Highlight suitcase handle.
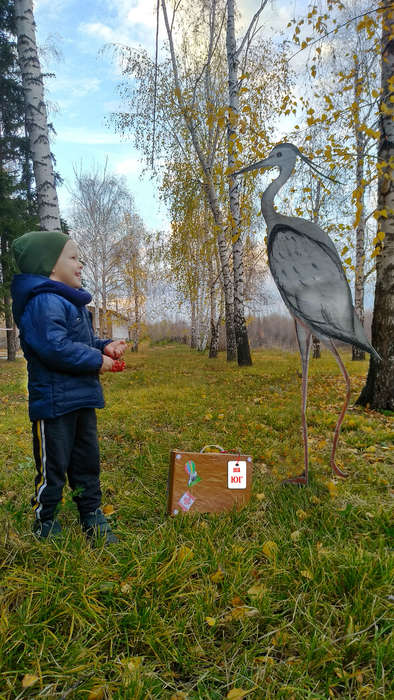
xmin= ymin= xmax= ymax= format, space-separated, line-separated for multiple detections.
xmin=200 ymin=444 xmax=225 ymax=453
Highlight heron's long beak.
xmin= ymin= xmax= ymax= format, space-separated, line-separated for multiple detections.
xmin=232 ymin=157 xmax=276 ymax=177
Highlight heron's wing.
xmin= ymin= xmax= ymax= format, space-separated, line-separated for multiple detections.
xmin=268 ymin=224 xmax=359 ymax=344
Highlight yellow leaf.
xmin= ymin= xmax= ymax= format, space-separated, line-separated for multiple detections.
xmin=254 ymin=655 xmax=275 ymax=664
xmin=290 ymin=530 xmax=301 ymax=541
xmin=22 ymin=674 xmax=39 ymax=689
xmin=218 ymin=413 xmax=225 ymax=419
xmin=326 ymin=480 xmax=337 ymax=498
xmin=205 ymin=616 xmax=216 ymax=626
xmin=301 ymin=569 xmax=313 ymax=580
xmin=127 ymin=656 xmax=144 ymax=672
xmin=247 ymin=583 xmax=266 ymax=597
xmin=210 ymin=569 xmax=225 ymax=583
xmin=102 ymin=504 xmax=114 ymax=515
xmin=178 ymin=545 xmax=194 ymax=562
xmin=170 ymin=693 xmax=188 ymax=700
xmin=88 ymin=687 xmax=106 ymax=700
xmin=204 ymin=413 xmax=213 ymax=420
xmin=296 ymin=509 xmax=308 ymax=520
xmin=262 ymin=540 xmax=278 ymax=559
xmin=255 ymin=493 xmax=265 ymax=501
xmin=227 ymin=687 xmax=257 ymax=699
xmin=120 ymin=582 xmax=132 ymax=594
xmin=224 ymin=606 xmax=259 ymax=621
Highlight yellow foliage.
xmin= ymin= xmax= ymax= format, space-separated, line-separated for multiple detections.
xmin=22 ymin=674 xmax=39 ymax=689
xmin=88 ymin=687 xmax=106 ymax=700
xmin=262 ymin=540 xmax=278 ymax=559
xmin=205 ymin=616 xmax=216 ymax=626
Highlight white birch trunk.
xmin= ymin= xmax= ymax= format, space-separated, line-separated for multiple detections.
xmin=15 ymin=0 xmax=61 ymax=231
xmin=226 ymin=0 xmax=252 ymax=366
xmin=357 ymin=1 xmax=394 ymax=409
xmin=353 ymin=58 xmax=366 ymax=361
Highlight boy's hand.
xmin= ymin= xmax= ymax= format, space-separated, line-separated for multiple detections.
xmin=100 ymin=355 xmax=115 ymax=373
xmin=104 ymin=340 xmax=127 ymax=359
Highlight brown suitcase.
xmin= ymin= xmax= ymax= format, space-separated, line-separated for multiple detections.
xmin=167 ymin=446 xmax=253 ymax=515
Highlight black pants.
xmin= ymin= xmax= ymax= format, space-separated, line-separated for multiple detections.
xmin=31 ymin=408 xmax=102 ymax=522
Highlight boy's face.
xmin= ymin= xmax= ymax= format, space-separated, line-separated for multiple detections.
xmin=50 ymin=240 xmax=83 ymax=288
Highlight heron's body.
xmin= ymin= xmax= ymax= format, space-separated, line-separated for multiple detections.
xmin=236 ymin=143 xmax=381 ymax=485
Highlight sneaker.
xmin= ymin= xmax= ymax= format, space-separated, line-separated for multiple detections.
xmin=80 ymin=508 xmax=118 ymax=545
xmin=33 ymin=519 xmax=62 ymax=540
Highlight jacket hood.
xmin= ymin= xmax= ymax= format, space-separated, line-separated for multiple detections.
xmin=11 ymin=274 xmax=92 ymax=327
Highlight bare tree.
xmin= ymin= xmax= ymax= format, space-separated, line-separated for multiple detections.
xmin=70 ymin=162 xmax=131 ymax=334
xmin=14 ymin=0 xmax=61 ymax=230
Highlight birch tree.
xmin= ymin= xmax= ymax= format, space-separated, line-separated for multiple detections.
xmin=225 ymin=0 xmax=269 ymax=365
xmin=117 ymin=212 xmax=147 ymax=353
xmin=14 ymin=0 xmax=61 ymax=230
xmin=357 ymin=1 xmax=394 ymax=410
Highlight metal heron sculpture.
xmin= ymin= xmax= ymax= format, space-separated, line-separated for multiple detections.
xmin=235 ymin=143 xmax=381 ymax=486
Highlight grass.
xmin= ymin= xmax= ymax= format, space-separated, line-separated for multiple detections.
xmin=0 ymin=344 xmax=392 ymax=699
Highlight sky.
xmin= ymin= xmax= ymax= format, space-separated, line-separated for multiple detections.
xmin=33 ymin=0 xmax=306 ymax=234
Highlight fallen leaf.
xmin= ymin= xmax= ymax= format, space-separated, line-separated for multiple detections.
xmin=170 ymin=693 xmax=188 ymax=700
xmin=247 ymin=583 xmax=266 ymax=597
xmin=178 ymin=545 xmax=194 ymax=562
xmin=218 ymin=413 xmax=225 ymax=419
xmin=210 ymin=569 xmax=225 ymax=583
xmin=290 ymin=530 xmax=301 ymax=541
xmin=255 ymin=493 xmax=265 ymax=501
xmin=326 ymin=480 xmax=338 ymax=498
xmin=227 ymin=688 xmax=257 ymax=699
xmin=120 ymin=582 xmax=132 ymax=594
xmin=301 ymin=569 xmax=313 ymax=580
xmin=231 ymin=596 xmax=244 ymax=606
xmin=310 ymin=495 xmax=321 ymax=504
xmin=254 ymin=655 xmax=274 ymax=664
xmin=22 ymin=674 xmax=39 ymax=689
xmin=88 ymin=687 xmax=106 ymax=700
xmin=205 ymin=616 xmax=216 ymax=626
xmin=296 ymin=509 xmax=308 ymax=520
xmin=102 ymin=504 xmax=114 ymax=515
xmin=127 ymin=656 xmax=144 ymax=672
xmin=262 ymin=540 xmax=278 ymax=559
xmin=204 ymin=413 xmax=213 ymax=420
xmin=224 ymin=606 xmax=259 ymax=621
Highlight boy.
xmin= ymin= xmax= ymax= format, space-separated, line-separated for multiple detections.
xmin=11 ymin=231 xmax=126 ymax=544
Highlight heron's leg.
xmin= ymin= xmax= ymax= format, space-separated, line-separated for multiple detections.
xmin=325 ymin=339 xmax=350 ymax=479
xmin=283 ymin=320 xmax=312 ymax=486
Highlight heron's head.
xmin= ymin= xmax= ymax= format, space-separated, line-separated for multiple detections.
xmin=233 ymin=142 xmax=340 ymax=184
xmin=232 ymin=143 xmax=298 ymax=177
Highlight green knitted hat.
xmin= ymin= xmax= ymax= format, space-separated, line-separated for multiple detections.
xmin=12 ymin=231 xmax=70 ymax=277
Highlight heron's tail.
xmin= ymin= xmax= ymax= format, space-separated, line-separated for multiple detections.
xmin=353 ymin=314 xmax=382 ymax=362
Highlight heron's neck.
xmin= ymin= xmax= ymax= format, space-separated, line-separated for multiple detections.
xmin=261 ymin=163 xmax=292 ymax=228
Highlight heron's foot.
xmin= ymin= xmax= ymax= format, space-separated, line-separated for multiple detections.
xmin=331 ymin=461 xmax=348 ymax=479
xmin=282 ymin=473 xmax=308 ymax=487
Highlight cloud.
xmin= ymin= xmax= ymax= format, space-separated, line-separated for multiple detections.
xmin=78 ymin=1 xmax=157 ymax=50
xmin=238 ymin=0 xmax=294 ymax=35
xmin=114 ymin=156 xmax=143 ymax=176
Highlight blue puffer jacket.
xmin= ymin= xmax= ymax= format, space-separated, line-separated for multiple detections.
xmin=11 ymin=274 xmax=111 ymax=421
